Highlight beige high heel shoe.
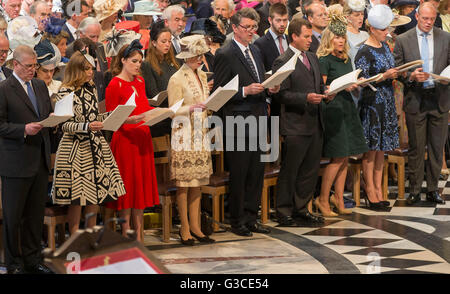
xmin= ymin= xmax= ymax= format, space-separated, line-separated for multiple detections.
xmin=330 ymin=194 xmax=353 ymax=215
xmin=314 ymin=199 xmax=338 ymax=217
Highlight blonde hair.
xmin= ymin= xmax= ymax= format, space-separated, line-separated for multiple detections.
xmin=316 ymin=28 xmax=350 ymax=62
xmin=62 ymin=52 xmax=93 ymax=90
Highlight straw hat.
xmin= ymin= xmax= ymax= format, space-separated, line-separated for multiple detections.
xmin=7 ymin=16 xmax=42 ymax=60
xmin=176 ymin=35 xmax=210 ymax=59
xmin=123 ymin=0 xmax=162 ymax=17
xmin=104 ymin=27 xmax=142 ymax=57
xmin=94 ymin=0 xmax=128 ymax=22
xmin=390 ymin=13 xmax=411 ymax=27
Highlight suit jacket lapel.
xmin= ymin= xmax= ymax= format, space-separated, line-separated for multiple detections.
xmin=408 ymin=29 xmax=422 ymax=62
xmin=306 ymin=51 xmax=320 ymax=91
xmin=11 ymin=76 xmax=39 ymax=118
xmin=432 ymin=29 xmax=442 ymax=74
xmin=231 ymin=40 xmax=260 ymax=82
xmin=265 ymin=32 xmax=280 ymax=57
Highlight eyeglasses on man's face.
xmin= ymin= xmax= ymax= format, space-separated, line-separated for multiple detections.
xmin=239 ymin=24 xmax=258 ymax=32
xmin=0 ymin=48 xmax=12 ymax=56
xmin=16 ymin=60 xmax=39 ymax=69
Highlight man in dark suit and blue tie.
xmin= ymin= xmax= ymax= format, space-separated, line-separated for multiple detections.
xmin=214 ymin=7 xmax=279 ymax=237
xmin=0 ymin=45 xmax=52 ymax=274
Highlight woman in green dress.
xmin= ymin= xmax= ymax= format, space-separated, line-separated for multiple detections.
xmin=314 ymin=14 xmax=368 ymax=216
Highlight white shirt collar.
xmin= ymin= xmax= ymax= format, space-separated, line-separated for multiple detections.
xmin=233 ymin=37 xmax=250 ymax=53
xmin=416 ymin=26 xmax=433 ymax=37
xmin=13 ymin=71 xmax=27 ymax=86
xmin=66 ymin=22 xmax=77 ymax=37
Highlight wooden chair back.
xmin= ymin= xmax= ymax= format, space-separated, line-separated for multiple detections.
xmin=152 ymin=134 xmax=171 ymax=184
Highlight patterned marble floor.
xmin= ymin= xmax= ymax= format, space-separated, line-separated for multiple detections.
xmin=1 ymin=179 xmax=449 ymax=274
xmin=144 ymin=179 xmax=450 ymax=274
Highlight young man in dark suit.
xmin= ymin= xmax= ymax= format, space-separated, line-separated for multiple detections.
xmin=0 ymin=45 xmax=52 ymax=274
xmin=272 ymin=17 xmax=332 ymax=226
xmin=213 ymin=7 xmax=279 ymax=237
xmin=254 ymin=3 xmax=289 ymax=72
xmin=394 ymin=3 xmax=449 ymax=205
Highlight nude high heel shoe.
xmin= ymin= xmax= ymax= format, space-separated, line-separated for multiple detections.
xmin=314 ymin=199 xmax=338 ymax=217
xmin=330 ymin=194 xmax=353 ymax=215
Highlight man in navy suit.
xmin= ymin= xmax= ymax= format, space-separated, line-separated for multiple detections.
xmin=254 ymin=3 xmax=289 ymax=71
xmin=214 ymin=7 xmax=279 ymax=237
xmin=0 ymin=45 xmax=52 ymax=274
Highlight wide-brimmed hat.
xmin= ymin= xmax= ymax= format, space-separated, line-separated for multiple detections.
xmin=94 ymin=0 xmax=128 ymax=22
xmin=390 ymin=13 xmax=411 ymax=27
xmin=176 ymin=34 xmax=210 ymax=59
xmin=7 ymin=16 xmax=42 ymax=60
xmin=105 ymin=27 xmax=142 ymax=57
xmin=347 ymin=0 xmax=366 ymax=12
xmin=35 ymin=39 xmax=62 ymax=70
xmin=367 ymin=4 xmax=394 ymax=29
xmin=123 ymin=0 xmax=162 ymax=17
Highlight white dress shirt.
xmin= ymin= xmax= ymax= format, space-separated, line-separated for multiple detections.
xmin=66 ymin=22 xmax=78 ymax=41
xmin=233 ymin=38 xmax=262 ymax=98
xmin=13 ymin=72 xmax=34 ymax=94
xmin=289 ymin=44 xmax=306 ymax=63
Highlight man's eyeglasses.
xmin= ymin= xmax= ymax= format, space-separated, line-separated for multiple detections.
xmin=16 ymin=60 xmax=39 ymax=69
xmin=239 ymin=24 xmax=258 ymax=32
xmin=0 ymin=48 xmax=12 ymax=56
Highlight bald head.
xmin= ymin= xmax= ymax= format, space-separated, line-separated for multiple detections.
xmin=416 ymin=2 xmax=438 ymax=33
xmin=0 ymin=35 xmax=9 ymax=66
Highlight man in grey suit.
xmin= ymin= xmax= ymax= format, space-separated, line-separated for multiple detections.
xmin=272 ymin=17 xmax=330 ymax=226
xmin=0 ymin=45 xmax=52 ymax=274
xmin=394 ymin=2 xmax=450 ymax=205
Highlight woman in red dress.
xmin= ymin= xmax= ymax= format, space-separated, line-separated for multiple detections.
xmin=105 ymin=40 xmax=159 ymax=242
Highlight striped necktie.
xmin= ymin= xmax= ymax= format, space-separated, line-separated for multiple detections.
xmin=244 ymin=48 xmax=259 ymax=82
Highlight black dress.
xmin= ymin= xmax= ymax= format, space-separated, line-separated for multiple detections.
xmin=141 ymin=60 xmax=178 ymax=137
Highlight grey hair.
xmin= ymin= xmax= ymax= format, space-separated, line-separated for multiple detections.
xmin=162 ymin=4 xmax=185 ymax=20
xmin=78 ymin=16 xmax=101 ymax=33
xmin=13 ymin=45 xmax=37 ymax=62
xmin=29 ymin=1 xmax=48 ymax=16
xmin=211 ymin=0 xmax=235 ymax=12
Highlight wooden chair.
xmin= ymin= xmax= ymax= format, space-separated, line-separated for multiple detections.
xmin=386 ymin=144 xmax=408 ymax=200
xmin=201 ymin=150 xmax=229 ymax=232
xmin=349 ymin=155 xmax=389 ymax=206
xmin=260 ymin=164 xmax=280 ymax=224
xmin=43 ymin=153 xmax=69 ymax=251
xmin=152 ymin=135 xmax=177 ymax=242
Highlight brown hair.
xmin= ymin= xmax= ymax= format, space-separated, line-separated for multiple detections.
xmin=269 ymin=3 xmax=288 ymax=18
xmin=145 ymin=29 xmax=179 ymax=76
xmin=287 ymin=17 xmax=312 ymax=43
xmin=230 ymin=7 xmax=260 ymax=26
xmin=316 ymin=28 xmax=350 ymax=62
xmin=438 ymin=0 xmax=448 ymax=14
xmin=110 ymin=44 xmax=144 ymax=77
xmin=43 ymin=30 xmax=70 ymax=46
xmin=62 ymin=51 xmax=93 ymax=89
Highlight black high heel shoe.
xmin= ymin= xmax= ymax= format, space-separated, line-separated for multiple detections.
xmin=361 ymin=191 xmax=388 ymax=211
xmin=190 ymin=231 xmax=215 ymax=243
xmin=179 ymin=230 xmax=195 ymax=246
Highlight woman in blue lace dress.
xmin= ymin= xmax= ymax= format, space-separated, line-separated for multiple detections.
xmin=354 ymin=5 xmax=400 ymax=210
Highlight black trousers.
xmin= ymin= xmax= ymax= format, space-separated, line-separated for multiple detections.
xmin=226 ymin=145 xmax=265 ymax=228
xmin=276 ymin=132 xmax=323 ymax=218
xmin=1 ymin=155 xmax=48 ymax=269
xmin=406 ymin=109 xmax=449 ymax=194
